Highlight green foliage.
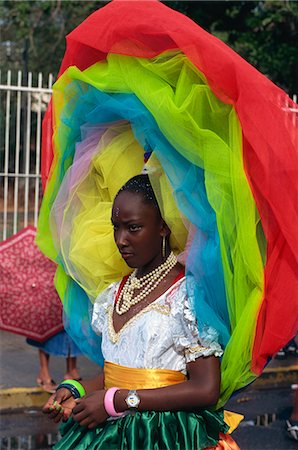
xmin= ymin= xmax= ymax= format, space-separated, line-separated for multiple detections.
xmin=1 ymin=1 xmax=297 ymax=93
xmin=165 ymin=1 xmax=298 ymax=94
xmin=216 ymin=1 xmax=298 ymax=93
xmin=1 ymin=0 xmax=107 ymax=78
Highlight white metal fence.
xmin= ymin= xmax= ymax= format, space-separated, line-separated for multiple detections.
xmin=0 ymin=70 xmax=53 ymax=240
xmin=0 ymin=71 xmax=297 ymax=242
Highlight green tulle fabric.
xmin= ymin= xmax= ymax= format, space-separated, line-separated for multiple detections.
xmin=54 ymin=410 xmax=228 ymax=450
xmin=37 ymin=50 xmax=266 ymax=406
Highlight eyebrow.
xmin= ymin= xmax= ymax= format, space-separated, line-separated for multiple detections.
xmin=111 ymin=218 xmax=142 ymax=224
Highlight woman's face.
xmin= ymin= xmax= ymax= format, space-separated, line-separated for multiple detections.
xmin=111 ymin=190 xmax=166 ymax=271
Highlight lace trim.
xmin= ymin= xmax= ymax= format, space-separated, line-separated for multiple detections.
xmin=185 ymin=341 xmax=223 ymax=362
xmin=185 ymin=345 xmax=211 ymax=354
xmin=107 ymin=303 xmax=170 ymax=344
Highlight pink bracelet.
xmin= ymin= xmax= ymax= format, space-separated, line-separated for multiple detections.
xmin=104 ymin=387 xmax=123 ymax=417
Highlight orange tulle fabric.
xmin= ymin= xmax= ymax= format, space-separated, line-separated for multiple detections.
xmin=205 ymin=432 xmax=240 ymax=450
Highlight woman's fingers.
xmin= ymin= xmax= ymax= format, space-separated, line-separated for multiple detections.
xmin=87 ymin=421 xmax=98 ymax=429
xmin=72 ymin=400 xmax=84 ymax=415
xmin=46 ymin=400 xmax=64 ymax=420
xmin=53 ymin=408 xmax=64 ymax=424
xmin=71 ymin=391 xmax=109 ymax=427
xmin=42 ymin=394 xmax=56 ymax=413
xmin=77 ymin=416 xmax=93 ymax=428
xmin=62 ymin=405 xmax=73 ymax=421
xmin=72 ymin=408 xmax=88 ymax=423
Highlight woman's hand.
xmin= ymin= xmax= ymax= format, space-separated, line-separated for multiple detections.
xmin=72 ymin=390 xmax=110 ymax=429
xmin=42 ymin=388 xmax=77 ymax=423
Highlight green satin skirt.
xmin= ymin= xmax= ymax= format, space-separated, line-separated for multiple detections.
xmin=54 ymin=409 xmax=228 ymax=450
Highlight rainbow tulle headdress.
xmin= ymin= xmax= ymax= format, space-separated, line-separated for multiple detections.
xmin=37 ymin=0 xmax=298 ymax=408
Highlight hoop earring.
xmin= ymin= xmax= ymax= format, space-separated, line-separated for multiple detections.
xmin=162 ymin=236 xmax=166 ymax=260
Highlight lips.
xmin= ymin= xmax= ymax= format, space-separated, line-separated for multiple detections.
xmin=120 ymin=252 xmax=134 ymax=260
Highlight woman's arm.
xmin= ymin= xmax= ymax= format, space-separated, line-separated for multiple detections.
xmin=114 ymin=355 xmax=221 ymax=412
xmin=71 ymin=355 xmax=220 ymax=429
xmin=80 ymin=373 xmax=104 ymax=394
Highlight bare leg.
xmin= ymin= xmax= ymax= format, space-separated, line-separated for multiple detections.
xmin=291 ymin=389 xmax=298 ymax=421
xmin=37 ymin=349 xmax=51 ymax=381
xmin=37 ymin=349 xmax=57 ymax=393
xmin=64 ymin=356 xmax=81 ymax=380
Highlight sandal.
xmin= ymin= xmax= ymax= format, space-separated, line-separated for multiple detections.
xmin=63 ymin=375 xmax=82 ymax=381
xmin=285 ymin=419 xmax=298 ymax=441
xmin=37 ymin=378 xmax=58 ymax=394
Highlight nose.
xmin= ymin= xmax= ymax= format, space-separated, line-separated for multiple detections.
xmin=114 ymin=228 xmax=129 ymax=249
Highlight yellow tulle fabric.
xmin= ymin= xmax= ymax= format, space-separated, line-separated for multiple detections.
xmin=52 ymin=123 xmax=188 ymax=299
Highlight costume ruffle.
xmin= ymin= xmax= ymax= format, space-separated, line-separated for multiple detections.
xmin=54 ymin=410 xmax=229 ymax=450
xmin=37 ymin=0 xmax=298 ymax=408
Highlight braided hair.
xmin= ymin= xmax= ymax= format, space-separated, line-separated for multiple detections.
xmin=116 ymin=174 xmax=161 ymax=216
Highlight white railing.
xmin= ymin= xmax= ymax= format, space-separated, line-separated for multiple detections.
xmin=0 ymin=71 xmax=297 ymax=242
xmin=0 ymin=70 xmax=53 ymax=240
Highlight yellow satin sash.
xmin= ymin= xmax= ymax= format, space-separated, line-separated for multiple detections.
xmin=223 ymin=410 xmax=244 ymax=433
xmin=104 ymin=361 xmax=187 ymax=389
xmin=104 ymin=361 xmax=243 ymax=436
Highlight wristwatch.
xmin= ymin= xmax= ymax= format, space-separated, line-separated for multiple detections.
xmin=125 ymin=390 xmax=140 ymax=410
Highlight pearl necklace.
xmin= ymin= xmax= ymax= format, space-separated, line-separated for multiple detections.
xmin=116 ymin=251 xmax=177 ymax=315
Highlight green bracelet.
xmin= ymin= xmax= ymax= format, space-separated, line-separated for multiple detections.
xmin=58 ymin=379 xmax=86 ymax=398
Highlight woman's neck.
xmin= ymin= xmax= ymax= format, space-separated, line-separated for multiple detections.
xmin=135 ymin=250 xmax=171 ymax=278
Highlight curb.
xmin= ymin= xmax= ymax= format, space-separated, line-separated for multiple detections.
xmin=0 ymin=365 xmax=297 ymax=412
xmin=0 ymin=387 xmax=50 ymax=412
xmin=253 ymin=364 xmax=298 ymax=389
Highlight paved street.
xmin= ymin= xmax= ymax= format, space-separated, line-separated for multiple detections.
xmin=1 ymin=386 xmax=297 ymax=450
xmin=0 ymin=330 xmax=297 ymax=449
xmin=0 ymin=331 xmax=100 ymax=390
xmin=227 ymin=385 xmax=297 ymax=449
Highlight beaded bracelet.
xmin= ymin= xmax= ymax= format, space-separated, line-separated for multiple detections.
xmin=56 ymin=379 xmax=86 ymax=399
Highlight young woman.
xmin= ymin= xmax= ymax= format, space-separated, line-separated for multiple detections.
xmin=38 ymin=4 xmax=297 ymax=446
xmin=43 ymin=174 xmax=239 ymax=450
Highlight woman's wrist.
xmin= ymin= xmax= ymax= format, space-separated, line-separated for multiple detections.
xmin=56 ymin=379 xmax=86 ymax=399
xmin=114 ymin=389 xmax=130 ymax=413
xmin=106 ymin=388 xmax=146 ymax=414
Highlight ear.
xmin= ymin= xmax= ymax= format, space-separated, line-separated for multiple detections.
xmin=160 ymin=219 xmax=171 ymax=237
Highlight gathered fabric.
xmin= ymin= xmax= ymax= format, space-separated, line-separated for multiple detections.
xmin=104 ymin=361 xmax=187 ymax=390
xmin=55 ymin=410 xmax=231 ymax=450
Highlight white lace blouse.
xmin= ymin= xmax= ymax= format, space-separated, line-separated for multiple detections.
xmin=91 ymin=277 xmax=223 ymax=374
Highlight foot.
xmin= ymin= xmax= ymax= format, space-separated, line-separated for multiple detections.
xmin=36 ymin=378 xmax=57 ymax=394
xmin=64 ymin=371 xmax=82 ymax=381
xmin=285 ymin=419 xmax=298 ymax=441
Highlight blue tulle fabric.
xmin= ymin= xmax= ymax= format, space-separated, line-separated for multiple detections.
xmin=55 ymin=81 xmax=230 ymax=365
xmin=63 ymin=278 xmax=104 ymax=366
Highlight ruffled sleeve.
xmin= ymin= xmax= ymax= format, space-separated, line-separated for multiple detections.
xmin=91 ymin=282 xmax=118 ymax=335
xmin=170 ymin=281 xmax=223 ymax=362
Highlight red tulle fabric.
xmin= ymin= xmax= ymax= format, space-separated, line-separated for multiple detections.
xmin=42 ymin=0 xmax=298 ymax=374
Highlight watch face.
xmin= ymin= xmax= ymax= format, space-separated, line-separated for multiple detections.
xmin=126 ymin=392 xmax=140 ymax=408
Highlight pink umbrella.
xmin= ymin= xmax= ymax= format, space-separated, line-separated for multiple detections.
xmin=0 ymin=226 xmax=63 ymax=342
